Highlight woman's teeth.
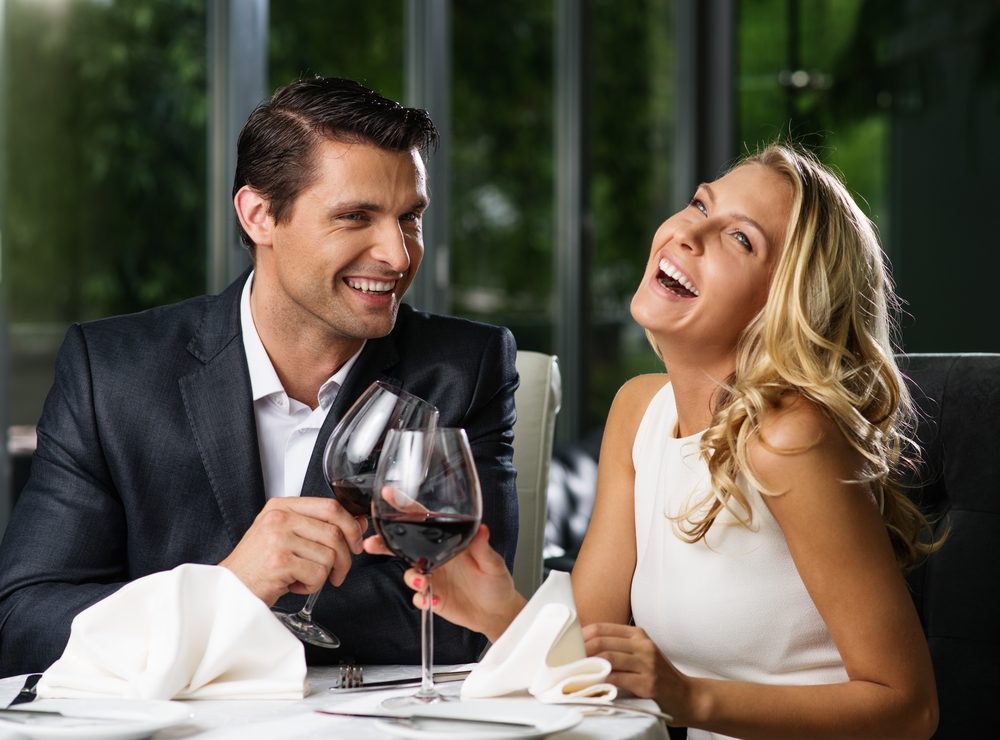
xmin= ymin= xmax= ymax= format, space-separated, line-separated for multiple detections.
xmin=657 ymin=259 xmax=699 ymax=297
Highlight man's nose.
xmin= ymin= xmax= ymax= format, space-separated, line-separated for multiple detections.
xmin=369 ymin=220 xmax=412 ymax=274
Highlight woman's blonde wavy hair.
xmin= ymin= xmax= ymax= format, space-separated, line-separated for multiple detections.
xmin=670 ymin=143 xmax=937 ymax=569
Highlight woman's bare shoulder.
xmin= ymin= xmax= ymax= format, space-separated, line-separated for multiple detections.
xmin=749 ymin=394 xmax=860 ymax=492
xmin=611 ymin=373 xmax=670 ymax=418
xmin=599 ymin=373 xmax=670 ymax=462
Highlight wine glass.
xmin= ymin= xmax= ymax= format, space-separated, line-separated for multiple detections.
xmin=272 ymin=381 xmax=439 ymax=648
xmin=372 ymin=427 xmax=483 ymax=707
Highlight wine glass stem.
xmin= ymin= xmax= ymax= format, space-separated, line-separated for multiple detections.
xmin=419 ymin=574 xmax=435 ymax=697
xmin=299 ymin=590 xmax=320 ymax=621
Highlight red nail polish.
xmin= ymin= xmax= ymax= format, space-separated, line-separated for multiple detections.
xmin=431 ymin=596 xmax=440 ymax=606
xmin=413 ymin=577 xmax=423 ymax=589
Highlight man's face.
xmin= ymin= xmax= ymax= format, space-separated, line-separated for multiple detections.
xmin=253 ymin=139 xmax=428 ymax=346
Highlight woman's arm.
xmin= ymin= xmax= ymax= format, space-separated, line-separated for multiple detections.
xmin=595 ymin=396 xmax=937 ymax=739
xmin=362 ymin=373 xmax=666 ymax=641
xmin=572 ymin=374 xmax=668 ymax=625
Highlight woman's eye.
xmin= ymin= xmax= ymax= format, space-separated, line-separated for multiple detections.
xmin=689 ymin=197 xmax=707 ymax=215
xmin=732 ymin=230 xmax=753 ymax=252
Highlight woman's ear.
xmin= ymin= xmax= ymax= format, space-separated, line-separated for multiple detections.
xmin=233 ymin=186 xmax=273 ymax=249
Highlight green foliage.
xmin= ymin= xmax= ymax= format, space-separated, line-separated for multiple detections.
xmin=3 ymin=0 xmax=207 ymax=322
xmin=268 ymin=0 xmax=404 ymax=98
xmin=449 ymin=0 xmax=555 ymax=331
xmin=737 ymin=0 xmax=889 ymax=226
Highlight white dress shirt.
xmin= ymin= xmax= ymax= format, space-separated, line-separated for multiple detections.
xmin=240 ymin=273 xmax=363 ymax=499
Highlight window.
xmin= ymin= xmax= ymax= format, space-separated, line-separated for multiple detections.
xmin=2 ymin=0 xmax=208 ymax=429
xmin=735 ymin=0 xmax=1000 ymax=352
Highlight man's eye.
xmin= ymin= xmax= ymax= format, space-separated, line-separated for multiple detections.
xmin=733 ymin=230 xmax=753 ymax=252
xmin=689 ymin=198 xmax=707 ymax=215
xmin=400 ymin=212 xmax=420 ymax=222
xmin=341 ymin=212 xmax=368 ymax=222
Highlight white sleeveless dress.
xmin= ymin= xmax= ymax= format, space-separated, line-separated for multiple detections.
xmin=630 ymin=382 xmax=848 ymax=740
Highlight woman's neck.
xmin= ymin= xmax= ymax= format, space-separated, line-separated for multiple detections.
xmin=663 ymin=357 xmax=735 ymax=438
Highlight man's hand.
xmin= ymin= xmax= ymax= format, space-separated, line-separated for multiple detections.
xmin=219 ymin=497 xmax=367 ymax=605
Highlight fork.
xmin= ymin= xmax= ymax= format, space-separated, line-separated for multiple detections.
xmin=336 ymin=665 xmax=364 ymax=689
xmin=331 ymin=668 xmax=472 ymax=692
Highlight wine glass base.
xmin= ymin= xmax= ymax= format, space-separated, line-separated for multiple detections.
xmin=272 ymin=609 xmax=341 ymax=649
xmin=381 ymin=690 xmax=448 ymax=709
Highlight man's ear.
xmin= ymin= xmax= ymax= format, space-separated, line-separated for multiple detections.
xmin=234 ymin=186 xmax=274 ymax=248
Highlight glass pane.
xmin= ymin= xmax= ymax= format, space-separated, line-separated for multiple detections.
xmin=450 ymin=0 xmax=555 ymax=355
xmin=588 ymin=0 xmax=675 ymax=432
xmin=2 ymin=0 xmax=208 ymax=428
xmin=736 ymin=0 xmax=1000 ymax=352
xmin=738 ymin=0 xmax=888 ymax=240
xmin=268 ymin=0 xmax=404 ymax=98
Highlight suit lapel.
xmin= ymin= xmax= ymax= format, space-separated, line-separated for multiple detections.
xmin=179 ymin=274 xmax=265 ymax=546
xmin=299 ymin=330 xmax=402 ymax=498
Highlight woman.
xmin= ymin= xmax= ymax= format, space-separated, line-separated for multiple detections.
xmin=366 ymin=144 xmax=939 ymax=739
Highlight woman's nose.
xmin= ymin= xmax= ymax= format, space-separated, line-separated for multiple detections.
xmin=673 ymin=219 xmax=706 ymax=254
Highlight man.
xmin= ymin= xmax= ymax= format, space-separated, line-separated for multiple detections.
xmin=0 ymin=77 xmax=519 ymax=676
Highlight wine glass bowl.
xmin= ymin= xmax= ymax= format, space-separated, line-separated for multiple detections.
xmin=377 ymin=512 xmax=480 ymax=574
xmin=323 ymin=382 xmax=439 ymax=517
xmin=271 ymin=381 xmax=439 ymax=648
xmin=373 ymin=427 xmax=483 ymax=706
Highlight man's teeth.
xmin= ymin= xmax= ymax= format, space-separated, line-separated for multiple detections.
xmin=658 ymin=259 xmax=699 ymax=296
xmin=347 ymin=278 xmax=396 ymax=293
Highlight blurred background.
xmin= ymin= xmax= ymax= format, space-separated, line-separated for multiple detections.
xmin=1 ymin=0 xmax=998 ymax=535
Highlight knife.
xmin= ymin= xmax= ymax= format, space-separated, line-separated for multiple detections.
xmin=316 ymin=708 xmax=537 ymax=730
xmin=0 ymin=707 xmax=126 ymax=725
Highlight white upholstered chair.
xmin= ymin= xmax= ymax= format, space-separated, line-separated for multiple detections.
xmin=511 ymin=351 xmax=561 ymax=597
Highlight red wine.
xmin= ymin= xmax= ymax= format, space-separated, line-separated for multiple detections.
xmin=330 ymin=474 xmax=376 ymax=517
xmin=375 ymin=513 xmax=479 ymax=572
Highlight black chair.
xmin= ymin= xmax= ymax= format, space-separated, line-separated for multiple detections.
xmin=898 ymin=353 xmax=1000 ymax=739
xmin=544 ymin=353 xmax=999 ymax=737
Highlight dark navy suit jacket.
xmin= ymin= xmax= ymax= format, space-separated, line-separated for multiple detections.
xmin=0 ymin=274 xmax=519 ymax=676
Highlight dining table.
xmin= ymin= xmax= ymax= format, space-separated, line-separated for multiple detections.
xmin=0 ymin=665 xmax=670 ymax=739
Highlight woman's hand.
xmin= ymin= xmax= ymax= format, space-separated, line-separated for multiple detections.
xmin=363 ymin=523 xmax=526 ymax=642
xmin=583 ymin=622 xmax=695 ymax=725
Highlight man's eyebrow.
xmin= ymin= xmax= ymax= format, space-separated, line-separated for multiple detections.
xmin=327 ymin=198 xmax=429 ymax=216
xmin=699 ymin=183 xmax=767 ymax=236
xmin=327 ymin=200 xmax=382 ymax=215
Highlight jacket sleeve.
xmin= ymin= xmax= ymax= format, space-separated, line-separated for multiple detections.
xmin=0 ymin=325 xmax=128 ymax=676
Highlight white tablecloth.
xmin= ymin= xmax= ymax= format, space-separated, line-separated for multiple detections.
xmin=0 ymin=666 xmax=669 ymax=739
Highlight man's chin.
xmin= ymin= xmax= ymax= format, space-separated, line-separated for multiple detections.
xmin=349 ymin=307 xmax=400 ymax=340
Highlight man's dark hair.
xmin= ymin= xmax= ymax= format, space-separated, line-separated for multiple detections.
xmin=233 ymin=76 xmax=438 ymax=251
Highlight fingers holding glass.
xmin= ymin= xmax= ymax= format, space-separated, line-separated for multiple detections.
xmin=271 ymin=381 xmax=438 ymax=649
xmin=373 ymin=427 xmax=483 ymax=706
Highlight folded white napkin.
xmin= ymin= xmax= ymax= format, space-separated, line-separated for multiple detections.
xmin=37 ymin=563 xmax=306 ymax=701
xmin=461 ymin=570 xmax=616 ymax=704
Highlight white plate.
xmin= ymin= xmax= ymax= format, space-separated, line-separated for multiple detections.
xmin=0 ymin=699 xmax=191 ymax=740
xmin=374 ymin=698 xmax=582 ymax=739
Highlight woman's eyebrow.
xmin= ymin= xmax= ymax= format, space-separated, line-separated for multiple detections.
xmin=700 ymin=183 xmax=767 ymax=236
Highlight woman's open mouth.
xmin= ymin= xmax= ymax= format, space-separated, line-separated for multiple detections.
xmin=657 ymin=258 xmax=699 ymax=298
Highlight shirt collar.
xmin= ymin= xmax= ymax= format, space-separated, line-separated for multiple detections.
xmin=240 ymin=272 xmax=364 ymax=407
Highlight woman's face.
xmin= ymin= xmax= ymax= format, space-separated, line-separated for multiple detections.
xmin=630 ymin=162 xmax=793 ymax=369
